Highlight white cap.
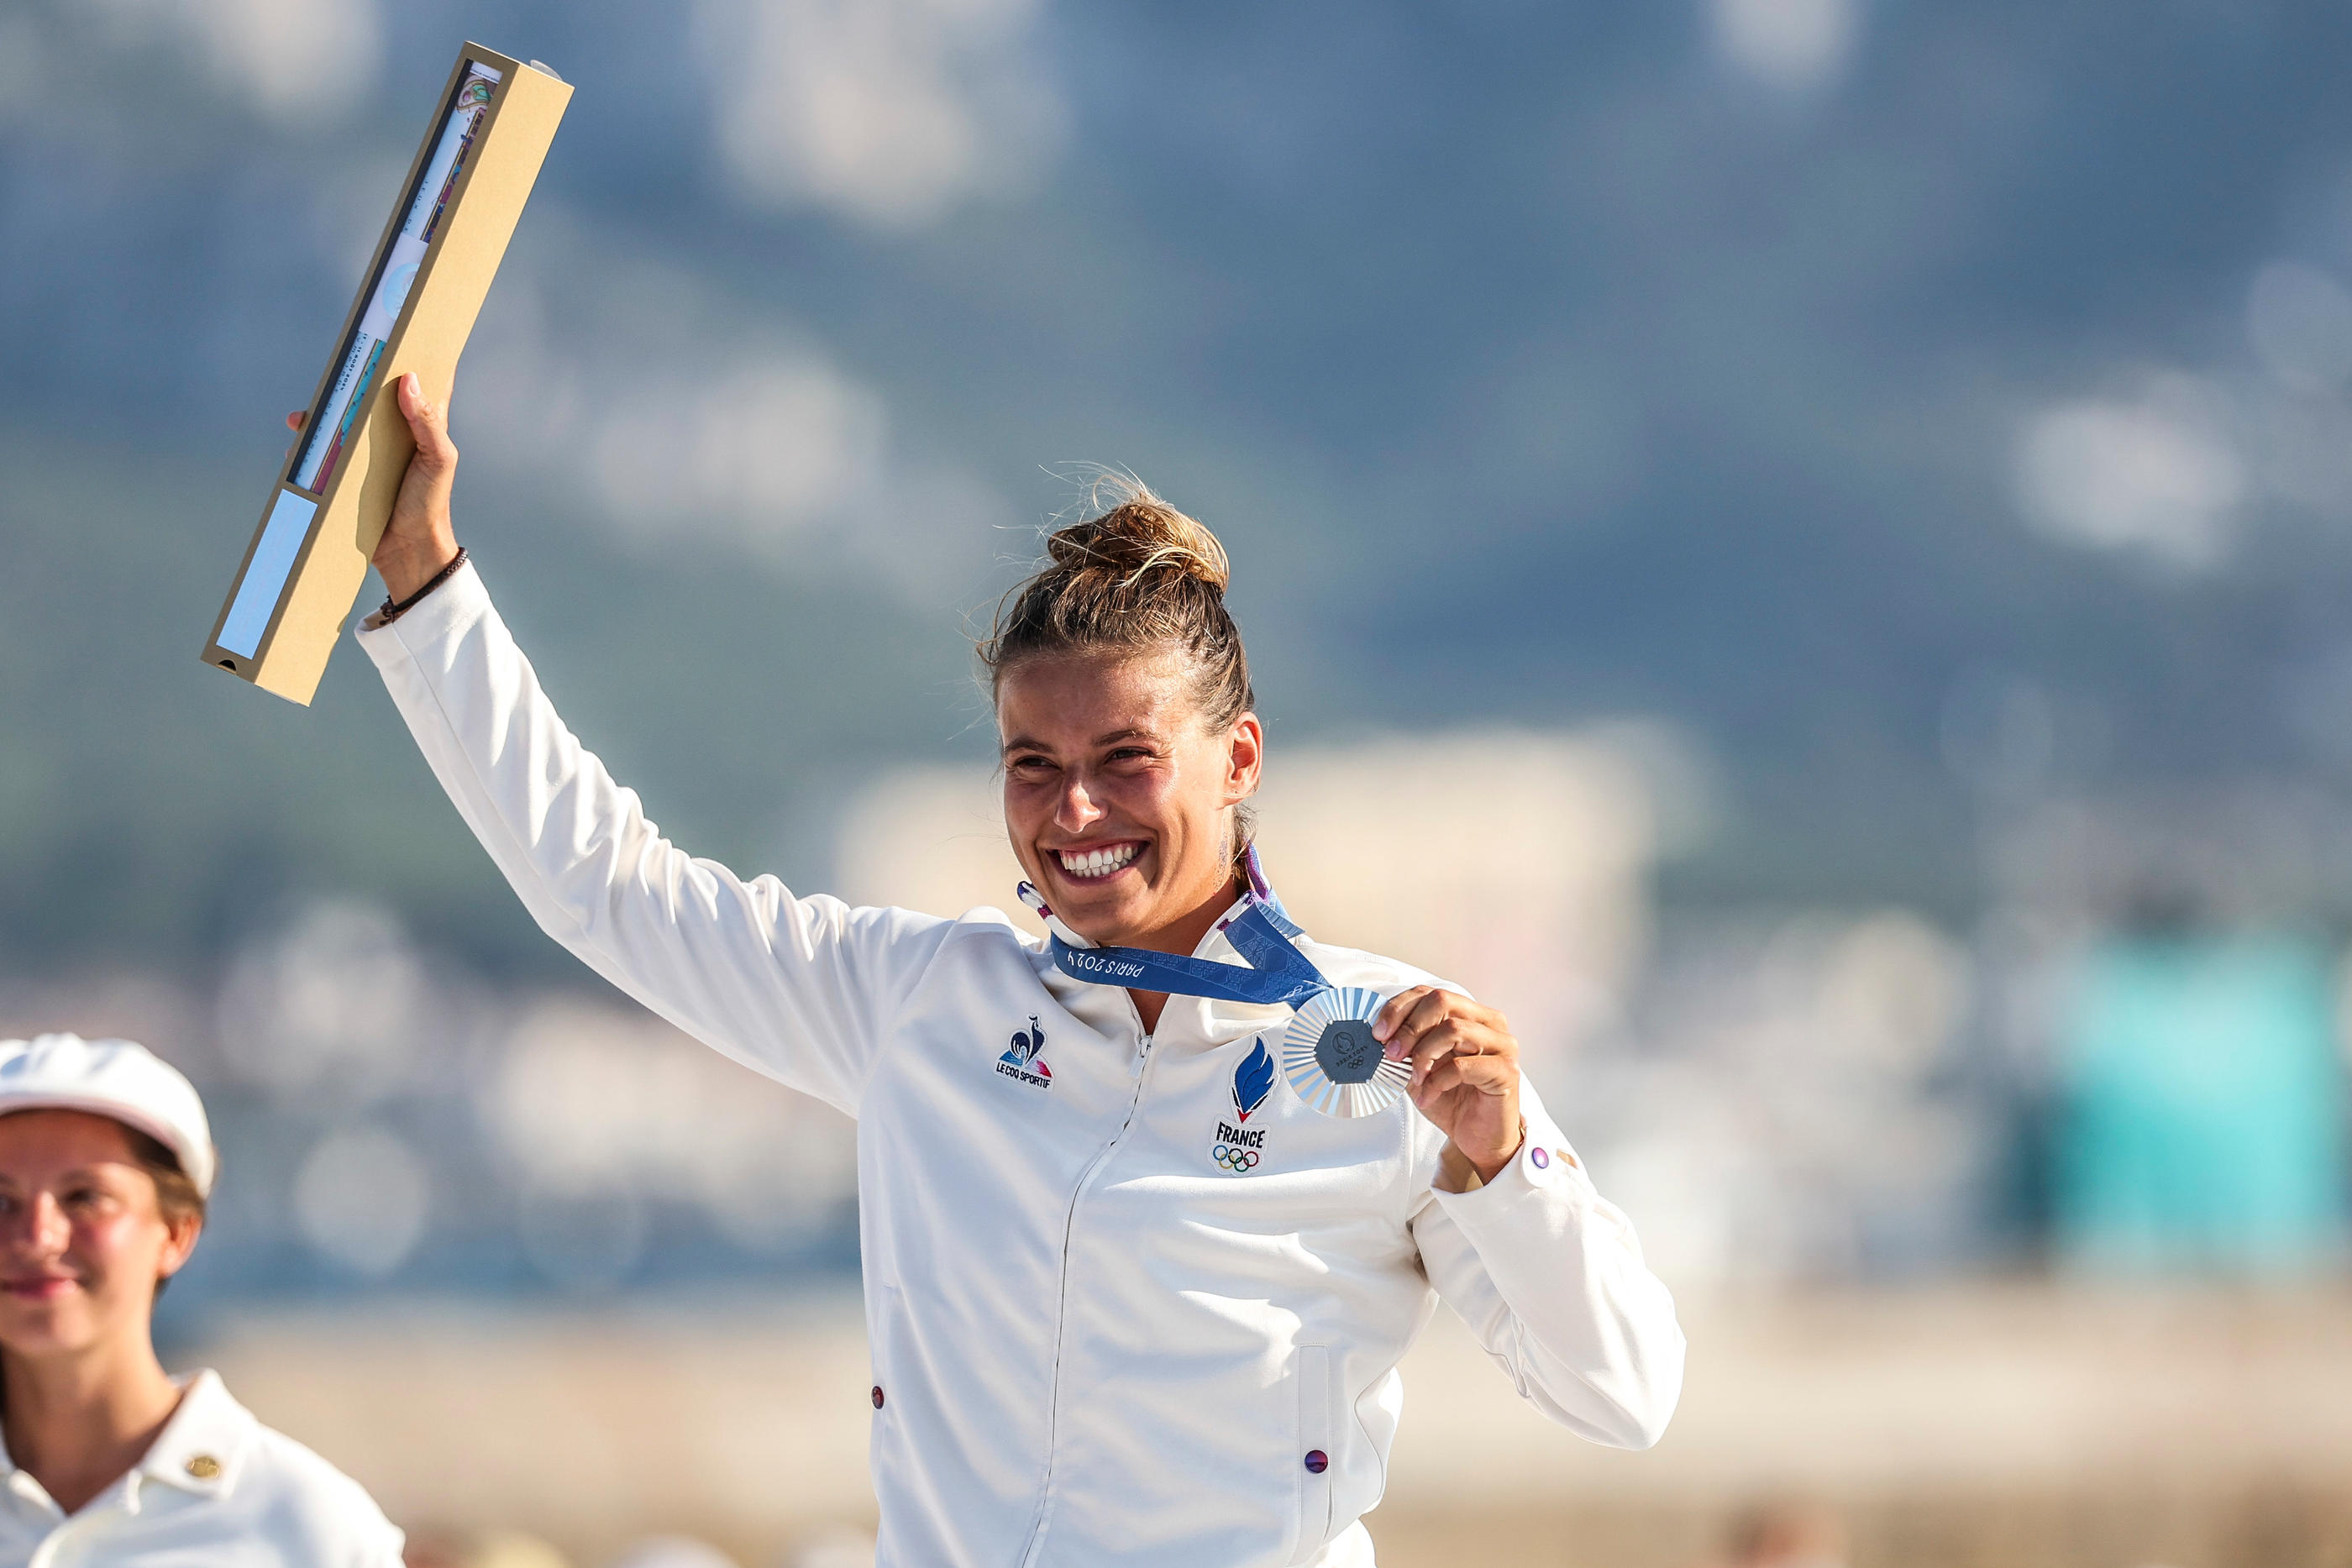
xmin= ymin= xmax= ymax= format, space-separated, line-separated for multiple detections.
xmin=0 ymin=1034 xmax=217 ymax=1198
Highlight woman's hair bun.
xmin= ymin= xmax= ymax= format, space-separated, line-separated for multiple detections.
xmin=1043 ymin=480 xmax=1231 ymax=595
xmin=980 ymin=472 xmax=1254 ymax=736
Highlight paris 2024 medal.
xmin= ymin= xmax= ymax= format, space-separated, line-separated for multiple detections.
xmin=1281 ymin=986 xmax=1411 ymax=1118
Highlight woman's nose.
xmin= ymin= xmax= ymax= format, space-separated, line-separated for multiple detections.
xmin=1055 ymin=778 xmax=1104 ymax=831
xmin=30 ymin=1193 xmax=70 ymax=1254
xmin=3 ymin=1193 xmax=69 ymax=1256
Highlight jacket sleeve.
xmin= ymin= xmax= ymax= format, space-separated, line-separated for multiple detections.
xmin=355 ymin=560 xmax=955 ymax=1115
xmin=1407 ymin=1079 xmax=1686 ymax=1449
xmin=336 ymin=1508 xmax=407 ymax=1568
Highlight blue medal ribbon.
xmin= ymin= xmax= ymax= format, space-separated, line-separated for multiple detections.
xmin=1019 ymin=846 xmax=1334 ymax=1008
xmin=1044 ymin=899 xmax=1332 ymax=1006
xmin=1018 ymin=847 xmax=1412 ymax=1117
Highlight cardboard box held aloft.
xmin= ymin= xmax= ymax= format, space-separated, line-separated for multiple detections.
xmin=202 ymin=44 xmax=570 ymax=704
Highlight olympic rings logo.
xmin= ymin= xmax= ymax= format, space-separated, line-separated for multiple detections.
xmin=1213 ymin=1143 xmax=1260 ymax=1172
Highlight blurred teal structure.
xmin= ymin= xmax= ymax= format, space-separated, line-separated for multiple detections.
xmin=2055 ymin=933 xmax=2347 ymax=1277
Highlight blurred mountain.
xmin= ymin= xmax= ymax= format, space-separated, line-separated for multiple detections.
xmin=10 ymin=0 xmax=2352 ymax=973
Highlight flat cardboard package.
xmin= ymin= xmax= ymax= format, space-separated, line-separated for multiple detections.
xmin=202 ymin=44 xmax=570 ymax=704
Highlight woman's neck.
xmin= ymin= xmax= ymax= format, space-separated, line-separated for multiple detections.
xmin=2 ymin=1339 xmax=184 ymax=1515
xmin=1123 ymin=874 xmax=1246 ymax=1033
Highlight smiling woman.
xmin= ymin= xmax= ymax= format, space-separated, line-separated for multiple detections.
xmin=352 ymin=381 xmax=1685 ymax=1567
xmin=984 ymin=490 xmax=1264 ymax=1026
xmin=0 ymin=1035 xmax=403 ymax=1566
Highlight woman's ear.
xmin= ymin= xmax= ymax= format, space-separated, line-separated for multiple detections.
xmin=157 ymin=1213 xmax=203 ymax=1283
xmin=1226 ymin=711 xmax=1264 ymax=805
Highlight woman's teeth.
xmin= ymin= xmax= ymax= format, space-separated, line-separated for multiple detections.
xmin=1058 ymin=843 xmax=1140 ymax=879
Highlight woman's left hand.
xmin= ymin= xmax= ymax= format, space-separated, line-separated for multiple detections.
xmin=1375 ymin=986 xmax=1523 ymax=1183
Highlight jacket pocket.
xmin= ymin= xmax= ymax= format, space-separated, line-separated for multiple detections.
xmin=1289 ymin=1344 xmax=1336 ymax=1565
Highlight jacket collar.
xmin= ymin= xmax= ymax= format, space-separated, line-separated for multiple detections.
xmin=132 ymin=1369 xmax=250 ymax=1502
xmin=1194 ymin=892 xmax=1254 ymax=961
xmin=0 ymin=1369 xmax=248 ymax=1520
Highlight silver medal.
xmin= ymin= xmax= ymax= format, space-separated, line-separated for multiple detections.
xmin=1281 ymin=987 xmax=1410 ymax=1117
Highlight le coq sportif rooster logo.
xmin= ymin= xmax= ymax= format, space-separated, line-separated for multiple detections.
xmin=995 ymin=1016 xmax=1052 ymax=1086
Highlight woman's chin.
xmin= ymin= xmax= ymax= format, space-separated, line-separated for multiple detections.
xmin=1051 ymin=881 xmax=1155 ymax=943
xmin=0 ymin=1311 xmax=94 ymax=1360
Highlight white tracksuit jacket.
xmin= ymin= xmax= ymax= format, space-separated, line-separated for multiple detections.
xmin=359 ymin=561 xmax=1685 ymax=1568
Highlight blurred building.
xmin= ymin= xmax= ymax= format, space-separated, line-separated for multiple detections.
xmin=1570 ymin=908 xmax=1991 ymax=1291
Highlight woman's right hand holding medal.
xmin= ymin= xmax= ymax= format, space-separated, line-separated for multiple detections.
xmin=1375 ymin=985 xmax=1527 ymax=1188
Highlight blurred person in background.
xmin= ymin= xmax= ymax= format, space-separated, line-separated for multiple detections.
xmin=1711 ymin=1501 xmax=1847 ymax=1568
xmin=2054 ymin=884 xmax=2347 ymax=1275
xmin=311 ymin=380 xmax=1683 ymax=1567
xmin=403 ymin=1528 xmax=575 ymax=1568
xmin=604 ymin=1538 xmax=740 ymax=1568
xmin=0 ymin=1033 xmax=404 ymax=1565
xmin=773 ymin=1528 xmax=875 ymax=1568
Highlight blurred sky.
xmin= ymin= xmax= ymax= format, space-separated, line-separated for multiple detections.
xmin=10 ymin=0 xmax=2352 ymax=961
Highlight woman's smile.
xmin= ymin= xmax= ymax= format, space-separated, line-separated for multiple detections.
xmin=1050 ymin=839 xmax=1147 ymax=884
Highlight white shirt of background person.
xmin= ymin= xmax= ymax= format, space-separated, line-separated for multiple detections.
xmin=0 ymin=1033 xmax=405 ymax=1567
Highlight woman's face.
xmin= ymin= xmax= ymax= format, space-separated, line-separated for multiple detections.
xmin=998 ymin=648 xmax=1263 ymax=949
xmin=0 ymin=1111 xmax=197 ymax=1362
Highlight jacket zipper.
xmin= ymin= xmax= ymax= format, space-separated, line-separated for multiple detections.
xmin=1017 ymin=1012 xmax=1161 ymax=1566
